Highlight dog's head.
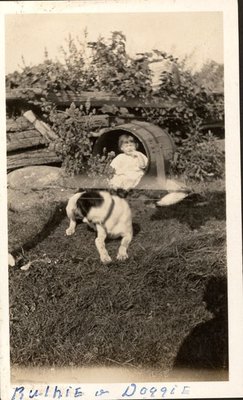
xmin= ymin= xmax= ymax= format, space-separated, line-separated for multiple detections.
xmin=76 ymin=191 xmax=104 ymax=218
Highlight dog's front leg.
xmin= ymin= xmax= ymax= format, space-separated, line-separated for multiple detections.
xmin=66 ymin=217 xmax=77 ymax=236
xmin=117 ymin=230 xmax=133 ymax=261
xmin=95 ymin=225 xmax=112 ymax=264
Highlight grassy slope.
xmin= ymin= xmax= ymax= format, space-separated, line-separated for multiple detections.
xmin=9 ymin=185 xmax=227 ymax=379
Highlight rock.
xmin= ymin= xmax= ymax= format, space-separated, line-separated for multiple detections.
xmin=8 ymin=188 xmax=43 ymax=212
xmin=8 ymin=204 xmax=63 ymax=254
xmin=7 ymin=166 xmax=66 ymax=190
xmin=8 ymin=187 xmax=73 ymax=213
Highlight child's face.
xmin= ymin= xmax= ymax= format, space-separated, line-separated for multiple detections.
xmin=121 ymin=138 xmax=136 ymax=155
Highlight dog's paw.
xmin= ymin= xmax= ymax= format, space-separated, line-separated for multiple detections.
xmin=117 ymin=252 xmax=129 ymax=261
xmin=66 ymin=227 xmax=75 ymax=236
xmin=100 ymin=254 xmax=112 ymax=264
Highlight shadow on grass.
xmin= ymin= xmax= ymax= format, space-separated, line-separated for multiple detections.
xmin=22 ymin=204 xmax=67 ymax=252
xmin=151 ymin=192 xmax=226 ymax=230
xmin=172 ymin=276 xmax=228 ymax=380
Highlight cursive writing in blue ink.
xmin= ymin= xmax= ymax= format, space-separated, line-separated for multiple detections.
xmin=121 ymin=383 xmax=190 ymax=398
xmin=44 ymin=386 xmax=50 ymax=397
xmin=29 ymin=389 xmax=41 ymax=399
xmin=11 ymin=385 xmax=84 ymax=400
xmin=182 ymin=386 xmax=190 ymax=395
xmin=95 ymin=389 xmax=110 ymax=397
xmin=11 ymin=383 xmax=190 ymax=400
xmin=65 ymin=386 xmax=73 ymax=397
xmin=11 ymin=387 xmax=24 ymax=400
xmin=74 ymin=387 xmax=83 ymax=397
xmin=53 ymin=386 xmax=62 ymax=399
xmin=122 ymin=383 xmax=136 ymax=397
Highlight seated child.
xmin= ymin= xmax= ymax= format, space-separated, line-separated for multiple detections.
xmin=109 ymin=134 xmax=148 ymax=191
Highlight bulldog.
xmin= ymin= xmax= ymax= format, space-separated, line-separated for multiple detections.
xmin=66 ymin=190 xmax=133 ymax=264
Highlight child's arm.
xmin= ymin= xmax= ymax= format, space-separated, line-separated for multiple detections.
xmin=134 ymin=151 xmax=148 ymax=169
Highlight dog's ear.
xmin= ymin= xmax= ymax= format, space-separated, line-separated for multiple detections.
xmin=75 ymin=188 xmax=85 ymax=194
xmin=77 ymin=191 xmax=104 ymax=216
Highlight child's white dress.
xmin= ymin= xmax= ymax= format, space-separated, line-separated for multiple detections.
xmin=109 ymin=151 xmax=148 ymax=190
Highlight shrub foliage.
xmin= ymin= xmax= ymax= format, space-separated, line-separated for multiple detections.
xmin=170 ymin=129 xmax=225 ymax=181
xmin=6 ymin=32 xmax=224 ymax=181
xmin=43 ymin=100 xmax=115 ymax=179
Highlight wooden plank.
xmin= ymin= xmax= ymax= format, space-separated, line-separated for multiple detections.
xmin=6 ymin=88 xmax=44 ymax=101
xmin=7 ymin=130 xmax=47 ymax=152
xmin=48 ymin=91 xmax=178 ymax=109
xmin=7 ymin=148 xmax=61 ymax=171
xmin=6 ymin=88 xmax=179 ymax=109
xmin=23 ymin=110 xmax=58 ymax=141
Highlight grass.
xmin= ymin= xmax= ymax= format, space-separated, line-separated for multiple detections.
xmin=8 ymin=183 xmax=227 ymax=380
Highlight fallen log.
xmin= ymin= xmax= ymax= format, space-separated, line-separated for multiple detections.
xmin=7 ymin=148 xmax=61 ymax=171
xmin=6 ymin=88 xmax=178 ymax=109
xmin=6 ymin=87 xmax=44 ymax=101
xmin=47 ymin=91 xmax=179 ymax=109
xmin=7 ymin=130 xmax=47 ymax=152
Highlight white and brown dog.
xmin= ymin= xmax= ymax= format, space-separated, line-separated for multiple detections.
xmin=66 ymin=190 xmax=133 ymax=264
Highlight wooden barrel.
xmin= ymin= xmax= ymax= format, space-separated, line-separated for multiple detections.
xmin=93 ymin=120 xmax=175 ymax=188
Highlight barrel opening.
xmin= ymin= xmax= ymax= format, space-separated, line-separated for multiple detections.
xmin=93 ymin=129 xmax=149 ymax=160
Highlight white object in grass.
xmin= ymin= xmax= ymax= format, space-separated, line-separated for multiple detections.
xmin=156 ymin=192 xmax=189 ymax=206
xmin=8 ymin=253 xmax=15 ymax=267
xmin=20 ymin=261 xmax=32 ymax=271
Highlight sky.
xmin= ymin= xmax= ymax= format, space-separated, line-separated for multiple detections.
xmin=5 ymin=12 xmax=223 ymax=74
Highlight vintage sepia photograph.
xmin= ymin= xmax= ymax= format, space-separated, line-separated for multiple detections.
xmin=1 ymin=0 xmax=242 ymax=399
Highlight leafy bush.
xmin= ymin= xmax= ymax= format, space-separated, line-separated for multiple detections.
xmin=45 ymin=101 xmax=115 ymax=179
xmin=6 ymin=32 xmax=153 ymax=99
xmin=170 ymin=129 xmax=225 ymax=181
xmin=6 ymin=31 xmax=224 ymax=181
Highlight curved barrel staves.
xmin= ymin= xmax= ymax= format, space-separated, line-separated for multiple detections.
xmin=93 ymin=120 xmax=175 ymax=189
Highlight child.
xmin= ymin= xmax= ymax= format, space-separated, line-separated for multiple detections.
xmin=109 ymin=134 xmax=148 ymax=191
